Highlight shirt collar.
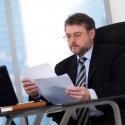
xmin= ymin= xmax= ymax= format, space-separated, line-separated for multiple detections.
xmin=77 ymin=46 xmax=93 ymax=62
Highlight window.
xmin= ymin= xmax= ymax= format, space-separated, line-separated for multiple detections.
xmin=20 ymin=0 xmax=108 ymax=68
xmin=0 ymin=0 xmax=109 ymax=124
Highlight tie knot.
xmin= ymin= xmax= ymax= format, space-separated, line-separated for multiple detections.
xmin=79 ymin=57 xmax=87 ymax=64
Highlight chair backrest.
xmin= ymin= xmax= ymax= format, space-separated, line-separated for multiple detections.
xmin=95 ymin=22 xmax=125 ymax=46
xmin=0 ymin=65 xmax=18 ymax=106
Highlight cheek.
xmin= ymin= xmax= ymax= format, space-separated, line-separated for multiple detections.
xmin=67 ymin=41 xmax=72 ymax=47
xmin=80 ymin=37 xmax=90 ymax=46
xmin=79 ymin=40 xmax=86 ymax=47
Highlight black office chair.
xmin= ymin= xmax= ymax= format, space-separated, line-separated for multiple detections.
xmin=94 ymin=22 xmax=125 ymax=125
xmin=95 ymin=21 xmax=125 ymax=46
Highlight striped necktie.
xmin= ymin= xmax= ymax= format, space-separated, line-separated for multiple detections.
xmin=75 ymin=57 xmax=89 ymax=125
xmin=76 ymin=57 xmax=87 ymax=87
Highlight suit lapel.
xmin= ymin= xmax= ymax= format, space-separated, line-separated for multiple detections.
xmin=67 ymin=56 xmax=77 ymax=85
xmin=88 ymin=46 xmax=102 ymax=85
xmin=67 ymin=46 xmax=103 ymax=86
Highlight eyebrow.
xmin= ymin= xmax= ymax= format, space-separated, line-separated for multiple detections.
xmin=66 ymin=31 xmax=83 ymax=35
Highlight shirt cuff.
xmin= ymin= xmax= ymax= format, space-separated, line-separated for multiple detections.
xmin=88 ymin=89 xmax=98 ymax=100
xmin=33 ymin=93 xmax=41 ymax=101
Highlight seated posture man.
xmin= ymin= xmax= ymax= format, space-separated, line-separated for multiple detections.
xmin=22 ymin=13 xmax=125 ymax=125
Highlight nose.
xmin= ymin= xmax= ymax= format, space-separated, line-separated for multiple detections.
xmin=69 ymin=35 xmax=76 ymax=43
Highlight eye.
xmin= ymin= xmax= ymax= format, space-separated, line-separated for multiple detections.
xmin=74 ymin=32 xmax=81 ymax=37
xmin=66 ymin=35 xmax=71 ymax=39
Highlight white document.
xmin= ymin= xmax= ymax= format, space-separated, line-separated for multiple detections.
xmin=35 ymin=74 xmax=77 ymax=104
xmin=23 ymin=63 xmax=78 ymax=104
xmin=23 ymin=63 xmax=56 ymax=79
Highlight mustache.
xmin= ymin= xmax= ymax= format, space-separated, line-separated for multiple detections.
xmin=71 ymin=43 xmax=78 ymax=47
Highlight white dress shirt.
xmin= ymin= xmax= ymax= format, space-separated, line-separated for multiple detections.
xmin=77 ymin=46 xmax=98 ymax=100
xmin=77 ymin=46 xmax=103 ymax=116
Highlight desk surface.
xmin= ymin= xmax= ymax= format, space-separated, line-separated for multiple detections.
xmin=0 ymin=94 xmax=125 ymax=117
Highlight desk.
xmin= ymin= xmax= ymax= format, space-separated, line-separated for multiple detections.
xmin=0 ymin=95 xmax=124 ymax=125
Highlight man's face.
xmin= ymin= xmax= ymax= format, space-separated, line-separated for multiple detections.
xmin=65 ymin=24 xmax=95 ymax=56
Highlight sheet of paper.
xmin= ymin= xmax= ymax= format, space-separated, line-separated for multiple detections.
xmin=35 ymin=74 xmax=78 ymax=104
xmin=23 ymin=63 xmax=56 ymax=79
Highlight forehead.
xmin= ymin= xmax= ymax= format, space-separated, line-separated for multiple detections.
xmin=65 ymin=24 xmax=86 ymax=33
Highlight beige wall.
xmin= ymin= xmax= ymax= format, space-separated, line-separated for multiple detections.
xmin=109 ymin=0 xmax=125 ymax=23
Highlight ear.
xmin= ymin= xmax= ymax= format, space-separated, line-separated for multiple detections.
xmin=89 ymin=29 xmax=95 ymax=40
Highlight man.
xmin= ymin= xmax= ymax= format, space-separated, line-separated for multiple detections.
xmin=22 ymin=13 xmax=125 ymax=125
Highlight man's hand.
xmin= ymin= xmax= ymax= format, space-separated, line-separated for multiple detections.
xmin=65 ymin=86 xmax=91 ymax=101
xmin=22 ymin=78 xmax=39 ymax=97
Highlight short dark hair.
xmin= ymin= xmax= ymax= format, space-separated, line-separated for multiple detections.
xmin=65 ymin=13 xmax=95 ymax=31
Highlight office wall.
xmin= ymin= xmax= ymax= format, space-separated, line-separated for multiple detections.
xmin=109 ymin=0 xmax=125 ymax=23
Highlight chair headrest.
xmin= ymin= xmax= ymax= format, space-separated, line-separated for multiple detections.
xmin=95 ymin=22 xmax=125 ymax=46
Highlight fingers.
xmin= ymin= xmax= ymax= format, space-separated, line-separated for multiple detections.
xmin=68 ymin=94 xmax=82 ymax=100
xmin=23 ymin=80 xmax=36 ymax=88
xmin=65 ymin=86 xmax=90 ymax=101
xmin=24 ymin=83 xmax=38 ymax=92
xmin=22 ymin=77 xmax=31 ymax=83
xmin=65 ymin=86 xmax=85 ymax=94
xmin=22 ymin=78 xmax=39 ymax=97
xmin=25 ymin=86 xmax=39 ymax=97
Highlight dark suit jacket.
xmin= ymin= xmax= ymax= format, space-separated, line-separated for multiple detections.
xmin=55 ymin=44 xmax=125 ymax=97
xmin=50 ymin=44 xmax=125 ymax=124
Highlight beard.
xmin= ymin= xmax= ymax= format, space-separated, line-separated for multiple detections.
xmin=70 ymin=45 xmax=91 ymax=56
xmin=71 ymin=46 xmax=80 ymax=55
